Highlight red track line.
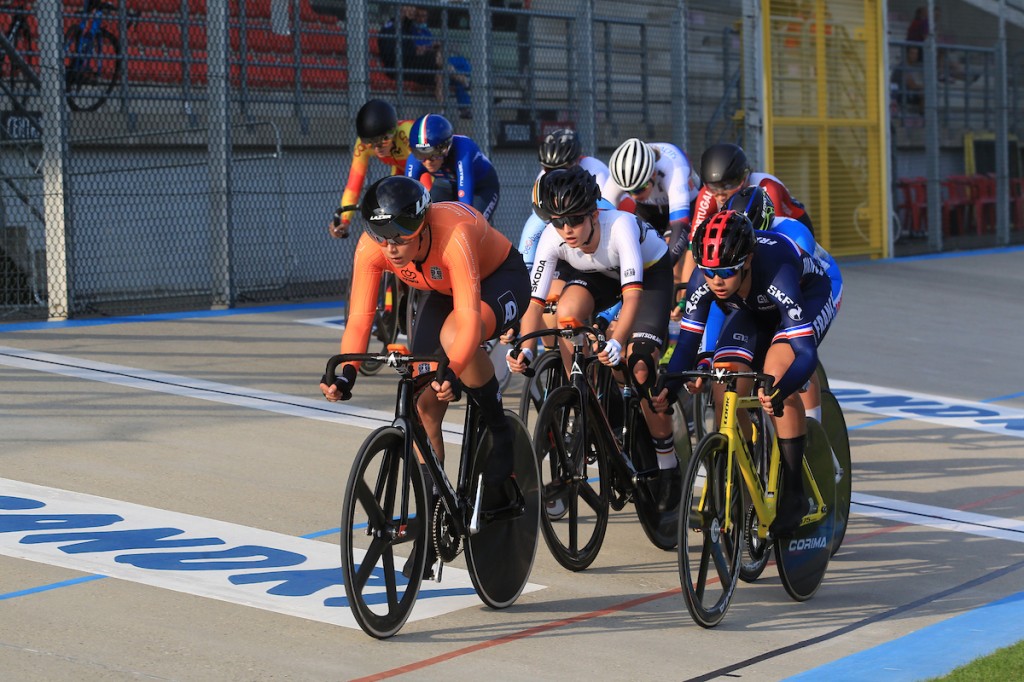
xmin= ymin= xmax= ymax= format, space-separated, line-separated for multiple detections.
xmin=353 ymin=487 xmax=1024 ymax=680
xmin=348 ymin=587 xmax=683 ymax=682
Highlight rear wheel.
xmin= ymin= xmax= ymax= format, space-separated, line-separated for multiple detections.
xmin=64 ymin=26 xmax=120 ymax=112
xmin=678 ymin=432 xmax=742 ymax=628
xmin=465 ymin=411 xmax=540 ymax=607
xmin=340 ymin=427 xmax=426 ymax=639
xmin=533 ymin=385 xmax=609 ymax=571
xmin=775 ymin=419 xmax=835 ymax=602
xmin=820 ymin=389 xmax=851 ymax=556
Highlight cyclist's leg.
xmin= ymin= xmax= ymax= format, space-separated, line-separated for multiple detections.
xmin=548 ymin=278 xmax=596 ymax=375
xmin=410 ymin=291 xmax=451 ymax=464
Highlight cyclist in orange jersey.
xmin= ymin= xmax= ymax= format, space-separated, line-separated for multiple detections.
xmin=321 ymin=176 xmax=530 ymax=509
xmin=330 ymin=99 xmax=416 ymax=238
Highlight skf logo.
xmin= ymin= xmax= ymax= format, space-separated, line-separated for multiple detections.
xmin=768 ymin=284 xmax=795 ymax=307
xmin=430 ymin=266 xmax=443 ymax=280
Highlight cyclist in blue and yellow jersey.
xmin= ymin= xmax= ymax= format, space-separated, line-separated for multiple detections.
xmin=405 ymin=113 xmax=501 ymax=221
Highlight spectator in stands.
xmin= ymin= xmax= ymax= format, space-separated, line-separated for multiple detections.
xmin=377 ymin=5 xmax=443 ymax=103
xmin=412 ymin=7 xmax=473 ymax=119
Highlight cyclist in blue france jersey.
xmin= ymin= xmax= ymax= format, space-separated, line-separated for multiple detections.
xmin=695 ymin=185 xmax=842 ymax=424
xmin=606 ymin=137 xmax=700 ymax=275
xmin=657 ymin=210 xmax=839 ymax=536
xmin=507 ymin=165 xmax=682 ymax=511
xmin=405 ymin=113 xmax=501 ymax=220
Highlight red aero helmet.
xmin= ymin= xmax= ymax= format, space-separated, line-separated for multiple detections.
xmin=692 ymin=209 xmax=756 ymax=267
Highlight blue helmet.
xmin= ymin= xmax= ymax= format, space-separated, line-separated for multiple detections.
xmin=410 ymin=114 xmax=454 ymax=160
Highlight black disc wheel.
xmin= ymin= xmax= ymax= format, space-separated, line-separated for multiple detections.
xmin=465 ymin=411 xmax=541 ymax=608
xmin=64 ymin=26 xmax=120 ymax=112
xmin=533 ymin=386 xmax=609 ymax=571
xmin=340 ymin=427 xmax=427 ymax=639
xmin=678 ymin=432 xmax=742 ymax=628
xmin=820 ymin=389 xmax=851 ymax=556
xmin=775 ymin=419 xmax=835 ymax=602
xmin=518 ymin=349 xmax=565 ymax=432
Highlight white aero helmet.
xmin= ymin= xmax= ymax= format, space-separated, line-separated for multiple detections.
xmin=609 ymin=138 xmax=655 ymax=192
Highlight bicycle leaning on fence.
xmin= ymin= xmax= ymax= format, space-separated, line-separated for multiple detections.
xmin=324 ymin=349 xmax=540 ymax=639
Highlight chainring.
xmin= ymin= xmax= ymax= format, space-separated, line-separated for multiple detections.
xmin=432 ymin=498 xmax=462 ymax=563
xmin=745 ymin=503 xmax=769 ymax=560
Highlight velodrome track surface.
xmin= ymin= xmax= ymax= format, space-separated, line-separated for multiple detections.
xmin=2 ymin=247 xmax=1023 ymax=681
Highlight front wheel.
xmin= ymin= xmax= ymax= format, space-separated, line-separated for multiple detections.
xmin=340 ymin=427 xmax=427 ymax=639
xmin=64 ymin=26 xmax=120 ymax=112
xmin=678 ymin=432 xmax=742 ymax=628
xmin=464 ymin=411 xmax=540 ymax=608
xmin=518 ymin=349 xmax=564 ymax=433
xmin=533 ymin=385 xmax=609 ymax=571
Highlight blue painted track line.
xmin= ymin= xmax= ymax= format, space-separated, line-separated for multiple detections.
xmin=788 ymin=591 xmax=1024 ymax=681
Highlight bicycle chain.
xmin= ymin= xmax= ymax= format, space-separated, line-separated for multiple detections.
xmin=432 ymin=498 xmax=462 ymax=563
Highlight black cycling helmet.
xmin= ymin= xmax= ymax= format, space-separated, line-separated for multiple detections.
xmin=691 ymin=209 xmax=756 ymax=268
xmin=361 ymin=176 xmax=431 ymax=242
xmin=538 ymin=128 xmax=582 ymax=170
xmin=700 ymin=143 xmax=751 ymax=188
xmin=725 ymin=185 xmax=775 ymax=231
xmin=356 ymin=99 xmax=398 ymax=142
xmin=532 ymin=165 xmax=601 ymax=221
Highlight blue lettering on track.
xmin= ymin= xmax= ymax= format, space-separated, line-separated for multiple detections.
xmin=20 ymin=528 xmax=224 ymax=554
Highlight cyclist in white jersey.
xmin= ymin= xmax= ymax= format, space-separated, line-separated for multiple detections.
xmin=606 ymin=137 xmax=699 ymax=279
xmin=507 ymin=165 xmax=682 ymax=511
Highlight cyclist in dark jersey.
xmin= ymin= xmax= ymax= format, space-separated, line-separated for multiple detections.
xmin=405 ymin=113 xmax=501 ymax=221
xmin=657 ymin=210 xmax=838 ymax=536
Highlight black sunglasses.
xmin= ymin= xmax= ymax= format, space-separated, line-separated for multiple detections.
xmin=550 ymin=213 xmax=589 ymax=229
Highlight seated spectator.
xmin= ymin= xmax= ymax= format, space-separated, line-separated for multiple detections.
xmin=412 ymin=7 xmax=473 ymax=119
xmin=377 ymin=5 xmax=443 ymax=102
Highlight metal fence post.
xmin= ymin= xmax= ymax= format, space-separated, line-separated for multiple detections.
xmin=742 ymin=0 xmax=762 ymax=166
xmin=577 ymin=0 xmax=596 ymax=154
xmin=470 ymin=0 xmax=491 ymax=152
xmin=995 ymin=1 xmax=1010 ymax=245
xmin=36 ymin=0 xmax=70 ymax=320
xmin=923 ymin=1 xmax=942 ymax=252
xmin=208 ymin=0 xmax=233 ymax=308
xmin=671 ymin=0 xmax=688 ymax=151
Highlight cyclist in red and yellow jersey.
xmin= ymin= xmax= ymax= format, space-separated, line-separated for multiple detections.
xmin=321 ymin=176 xmax=530 ymax=506
xmin=329 ymin=99 xmax=416 ymax=238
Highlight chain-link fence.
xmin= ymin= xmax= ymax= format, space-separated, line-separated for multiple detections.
xmin=2 ymin=0 xmax=1023 ymax=321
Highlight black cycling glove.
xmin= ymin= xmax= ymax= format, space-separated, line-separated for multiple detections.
xmin=322 ymin=363 xmax=357 ymax=401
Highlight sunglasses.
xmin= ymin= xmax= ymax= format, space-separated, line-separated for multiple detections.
xmin=705 ymin=179 xmax=744 ymax=193
xmin=549 ymin=213 xmax=589 ymax=229
xmin=365 ymin=229 xmax=416 ymax=247
xmin=700 ymin=259 xmax=746 ymax=280
xmin=363 ymin=131 xmax=396 ymax=147
xmin=629 ymin=180 xmax=653 ymax=195
xmin=412 ymin=141 xmax=451 ymax=160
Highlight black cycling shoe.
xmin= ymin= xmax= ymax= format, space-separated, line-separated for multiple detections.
xmin=402 ymin=541 xmax=437 ymax=581
xmin=769 ymin=492 xmax=810 ymax=539
xmin=655 ymin=467 xmax=682 ymax=512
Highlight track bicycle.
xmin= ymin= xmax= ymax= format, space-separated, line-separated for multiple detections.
xmin=510 ymin=321 xmax=691 ymax=571
xmin=326 ymin=349 xmax=540 ymax=639
xmin=684 ymin=359 xmax=852 ymax=567
xmin=665 ymin=363 xmax=837 ymax=628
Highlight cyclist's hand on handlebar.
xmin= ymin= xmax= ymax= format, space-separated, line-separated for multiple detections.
xmin=650 ymin=386 xmax=673 ymax=413
xmin=431 ymin=377 xmax=458 ymax=402
xmin=758 ymin=381 xmax=785 ymax=417
xmin=321 ymin=364 xmax=357 ymax=401
xmin=505 ymin=347 xmax=533 ymax=374
xmin=328 ymin=208 xmax=350 ymax=239
xmin=598 ymin=338 xmax=622 ymax=366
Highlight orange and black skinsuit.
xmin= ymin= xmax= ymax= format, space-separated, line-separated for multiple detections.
xmin=341 ymin=201 xmax=529 ymax=377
